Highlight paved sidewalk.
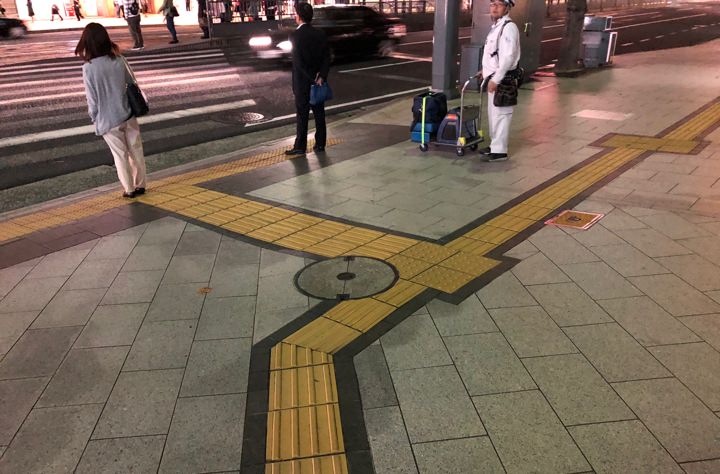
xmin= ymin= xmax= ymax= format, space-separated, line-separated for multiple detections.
xmin=1 ymin=39 xmax=720 ymax=473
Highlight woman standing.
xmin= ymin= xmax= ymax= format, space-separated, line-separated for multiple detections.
xmin=75 ymin=23 xmax=147 ymax=199
xmin=73 ymin=0 xmax=83 ymax=20
xmin=27 ymin=0 xmax=35 ymax=22
xmin=160 ymin=0 xmax=179 ymax=44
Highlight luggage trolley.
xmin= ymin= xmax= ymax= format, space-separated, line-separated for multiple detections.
xmin=419 ymin=76 xmax=485 ymax=157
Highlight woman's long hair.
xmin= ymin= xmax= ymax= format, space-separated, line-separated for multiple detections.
xmin=75 ymin=23 xmax=120 ymax=62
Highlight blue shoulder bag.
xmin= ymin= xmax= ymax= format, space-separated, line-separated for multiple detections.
xmin=310 ymin=82 xmax=333 ymax=106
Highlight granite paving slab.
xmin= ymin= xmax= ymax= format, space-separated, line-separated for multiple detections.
xmin=364 ymin=406 xmax=418 ymax=474
xmin=412 ymin=437 xmax=505 ymax=474
xmin=75 ymin=435 xmax=166 ymax=474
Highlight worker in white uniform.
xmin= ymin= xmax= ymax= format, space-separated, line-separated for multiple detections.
xmin=477 ymin=0 xmax=521 ymax=162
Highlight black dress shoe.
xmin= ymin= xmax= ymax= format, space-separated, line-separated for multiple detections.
xmin=122 ymin=191 xmax=136 ymax=199
xmin=285 ymin=148 xmax=306 ymax=156
xmin=313 ymin=145 xmax=325 ymax=152
xmin=134 ymin=187 xmax=146 ymax=195
xmin=482 ymin=153 xmax=509 ymax=162
xmin=478 ymin=146 xmax=491 ymax=155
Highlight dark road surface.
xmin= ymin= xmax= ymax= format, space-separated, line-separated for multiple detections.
xmin=1 ymin=2 xmax=718 ymax=190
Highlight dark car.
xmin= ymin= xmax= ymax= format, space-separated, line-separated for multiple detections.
xmin=0 ymin=17 xmax=28 ymax=39
xmin=248 ymin=5 xmax=406 ymax=62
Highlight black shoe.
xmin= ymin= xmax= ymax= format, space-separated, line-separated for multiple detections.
xmin=122 ymin=191 xmax=136 ymax=199
xmin=134 ymin=187 xmax=146 ymax=195
xmin=482 ymin=153 xmax=509 ymax=162
xmin=169 ymin=39 xmax=179 ymax=44
xmin=285 ymin=148 xmax=306 ymax=156
xmin=313 ymin=145 xmax=325 ymax=152
xmin=478 ymin=146 xmax=491 ymax=155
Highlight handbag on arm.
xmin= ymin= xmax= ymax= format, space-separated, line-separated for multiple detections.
xmin=122 ymin=57 xmax=149 ymax=117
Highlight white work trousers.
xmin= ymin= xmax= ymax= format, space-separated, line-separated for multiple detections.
xmin=487 ymin=91 xmax=514 ymax=154
xmin=102 ymin=117 xmax=147 ymax=194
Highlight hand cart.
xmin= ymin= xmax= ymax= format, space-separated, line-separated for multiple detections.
xmin=419 ymin=75 xmax=485 ymax=156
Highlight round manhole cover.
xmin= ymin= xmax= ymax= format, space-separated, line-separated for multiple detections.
xmin=295 ymin=256 xmax=398 ymax=301
xmin=212 ymin=111 xmax=266 ymax=125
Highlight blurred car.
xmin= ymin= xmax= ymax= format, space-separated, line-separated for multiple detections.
xmin=248 ymin=5 xmax=407 ymax=62
xmin=0 ymin=17 xmax=28 ymax=39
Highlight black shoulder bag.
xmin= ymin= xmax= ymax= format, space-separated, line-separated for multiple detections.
xmin=122 ymin=57 xmax=149 ymax=117
xmin=490 ymin=20 xmax=523 ymax=107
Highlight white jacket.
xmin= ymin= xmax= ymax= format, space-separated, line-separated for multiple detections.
xmin=482 ymin=14 xmax=521 ymax=85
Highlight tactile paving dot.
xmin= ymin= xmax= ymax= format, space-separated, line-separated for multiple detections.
xmin=294 ymin=256 xmax=398 ymax=301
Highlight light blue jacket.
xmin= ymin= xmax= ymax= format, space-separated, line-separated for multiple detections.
xmin=82 ymin=55 xmax=134 ymax=136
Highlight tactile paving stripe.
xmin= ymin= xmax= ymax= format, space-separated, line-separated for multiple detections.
xmin=664 ymin=102 xmax=720 ymax=141
xmin=270 ymin=343 xmax=333 ymax=371
xmin=324 ymin=298 xmax=396 ymax=333
xmin=269 ymin=363 xmax=338 ymax=411
xmin=283 ymin=317 xmax=362 ymax=354
xmin=601 ymin=135 xmax=700 ymax=153
xmin=266 ymin=402 xmax=344 ymax=461
xmin=265 ymin=454 xmax=349 ymax=474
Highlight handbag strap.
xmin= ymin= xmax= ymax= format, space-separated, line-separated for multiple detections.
xmin=121 ymin=56 xmax=139 ymax=86
xmin=490 ymin=20 xmax=520 ymax=71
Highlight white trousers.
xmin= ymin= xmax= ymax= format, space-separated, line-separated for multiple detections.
xmin=487 ymin=91 xmax=514 ymax=154
xmin=103 ymin=117 xmax=147 ymax=193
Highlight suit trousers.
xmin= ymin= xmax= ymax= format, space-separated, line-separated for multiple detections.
xmin=127 ymin=15 xmax=144 ymax=47
xmin=103 ymin=117 xmax=147 ymax=193
xmin=487 ymin=91 xmax=514 ymax=154
xmin=293 ymin=87 xmax=326 ymax=150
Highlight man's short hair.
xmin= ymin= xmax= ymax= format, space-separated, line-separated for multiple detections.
xmin=295 ymin=2 xmax=313 ymax=23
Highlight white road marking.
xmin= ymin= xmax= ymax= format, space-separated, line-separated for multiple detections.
xmin=339 ymin=60 xmax=424 ymax=73
xmin=0 ymin=99 xmax=256 ymax=148
xmin=640 ymin=38 xmax=651 ymax=42
xmin=387 ymin=52 xmax=433 ymax=62
xmin=399 ymin=35 xmax=470 ymax=46
xmin=655 ymin=35 xmax=665 ymax=38
xmin=542 ymin=37 xmax=562 ymax=43
xmin=613 ymin=13 xmax=706 ymax=30
xmin=621 ymin=42 xmax=634 ymax=46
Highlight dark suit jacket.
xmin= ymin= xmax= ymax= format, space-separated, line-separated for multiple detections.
xmin=291 ymin=23 xmax=330 ymax=96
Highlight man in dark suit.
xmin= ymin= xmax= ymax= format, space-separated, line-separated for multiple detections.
xmin=285 ymin=2 xmax=331 ymax=156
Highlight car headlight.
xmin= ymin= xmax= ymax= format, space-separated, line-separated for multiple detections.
xmin=277 ymin=40 xmax=292 ymax=52
xmin=249 ymin=36 xmax=272 ymax=47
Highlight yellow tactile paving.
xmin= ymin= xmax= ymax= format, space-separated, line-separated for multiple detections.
xmin=265 ymin=454 xmax=349 ymax=474
xmin=400 ymin=241 xmax=458 ymax=264
xmin=266 ymin=402 xmax=344 ymax=461
xmin=601 ymin=135 xmax=700 ymax=153
xmin=270 ymin=343 xmax=334 ymax=371
xmin=283 ymin=317 xmax=361 ymax=354
xmin=411 ymin=265 xmax=475 ymax=294
xmin=373 ymin=279 xmax=426 ymax=307
xmin=268 ymin=363 xmax=338 ymax=411
xmin=324 ymin=298 xmax=396 ymax=333
xmin=438 ymin=252 xmax=499 ymax=275
xmin=664 ymin=102 xmax=720 ymax=140
xmin=387 ymin=254 xmax=435 ymax=279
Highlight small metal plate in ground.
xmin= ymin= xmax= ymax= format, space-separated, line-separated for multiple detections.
xmin=295 ymin=256 xmax=398 ymax=301
xmin=545 ymin=210 xmax=604 ymax=230
xmin=211 ymin=111 xmax=266 ymax=125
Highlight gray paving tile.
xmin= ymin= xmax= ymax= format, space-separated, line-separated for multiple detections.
xmin=591 ymin=243 xmax=670 ymax=277
xmin=0 ymin=326 xmax=80 ymax=380
xmin=599 ymin=296 xmax=701 ymax=346
xmin=511 ymin=252 xmax=571 ymax=286
xmin=413 ymin=437 xmax=504 ymax=474
xmin=564 ymin=323 xmax=671 ymax=382
xmin=64 ymin=258 xmax=125 ymax=290
xmin=569 ymin=420 xmax=682 ymax=474
xmin=679 ymin=314 xmax=720 ymax=351
xmin=614 ymin=228 xmax=694 ymax=258
xmin=76 ymin=435 xmax=165 ymax=474
xmin=216 ymin=237 xmax=261 ymax=266
xmin=159 ymin=394 xmax=245 ymax=473
xmin=255 ymin=273 xmax=308 ymax=314
xmin=26 ymin=248 xmax=90 ymax=279
xmin=656 ymin=254 xmax=720 ymax=291
xmin=0 ymin=311 xmax=38 ymax=355
xmin=0 ymin=377 xmax=47 ymax=445
xmin=378 ymin=194 xmax=439 ymax=215
xmin=123 ymin=320 xmax=196 ymax=371
xmin=503 ymin=240 xmax=538 ymax=260
xmin=0 ymin=276 xmax=66 ymax=313
xmin=649 ymin=343 xmax=720 ymax=411
xmin=572 ymin=224 xmax=626 ymax=247
xmin=392 ymin=365 xmax=485 ymax=443
xmin=489 ymin=306 xmax=576 ymax=358
xmin=639 ymin=212 xmax=712 ymax=240
xmin=476 ymin=272 xmax=537 ymax=309
xmin=208 ymin=264 xmax=259 ymax=298
xmin=524 ymin=353 xmax=634 ymax=426
xmin=31 ymin=288 xmax=105 ymax=328
xmin=37 ymin=346 xmax=128 ymax=408
xmin=530 ymin=234 xmax=600 ymax=266
xmin=74 ymin=303 xmax=148 ymax=348
xmin=162 ymin=254 xmax=215 ymax=284
xmin=123 ymin=244 xmax=176 ymax=272
xmin=85 ymin=234 xmax=142 ymax=261
xmin=173 ymin=229 xmax=221 ymax=256
xmin=629 ymin=274 xmax=720 ymax=317
xmin=0 ymin=446 xmax=4 ymax=458
xmin=101 ymin=270 xmax=164 ymax=305
xmin=473 ymin=390 xmax=590 ymax=474
xmin=146 ymin=283 xmax=206 ymax=322
xmin=93 ymin=368 xmax=183 ymax=438
xmin=381 ymin=314 xmax=451 ymax=371
xmin=599 ymin=208 xmax=648 ymax=231
xmin=681 ymin=459 xmax=720 ymax=474
xmin=560 ymin=261 xmax=643 ymax=299
xmin=0 ymin=404 xmax=102 ymax=473
xmin=445 ymin=333 xmax=536 ymax=396
xmin=253 ymin=305 xmax=307 ymax=344
xmin=679 ymin=236 xmax=720 ymax=266
xmin=196 ymin=296 xmax=255 ymax=340
xmin=427 ymin=296 xmax=498 ymax=336
xmin=354 ymin=345 xmax=397 ymax=409
xmin=136 ymin=217 xmax=186 ymax=247
xmin=364 ymin=406 xmax=417 ymax=474
xmin=180 ymin=338 xmax=251 ymax=397
xmin=0 ymin=264 xmax=33 ymax=299
xmin=614 ymin=378 xmax=720 ymax=462
xmin=527 ymin=282 xmax=614 ymax=327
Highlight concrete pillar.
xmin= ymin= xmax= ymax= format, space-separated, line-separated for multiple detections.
xmin=431 ymin=0 xmax=461 ymax=97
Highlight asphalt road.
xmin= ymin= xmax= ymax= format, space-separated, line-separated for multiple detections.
xmin=0 ymin=2 xmax=718 ymax=190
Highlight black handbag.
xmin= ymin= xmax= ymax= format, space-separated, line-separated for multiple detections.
xmin=122 ymin=57 xmax=149 ymax=117
xmin=170 ymin=5 xmax=179 ymax=16
xmin=493 ymin=67 xmax=523 ymax=107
